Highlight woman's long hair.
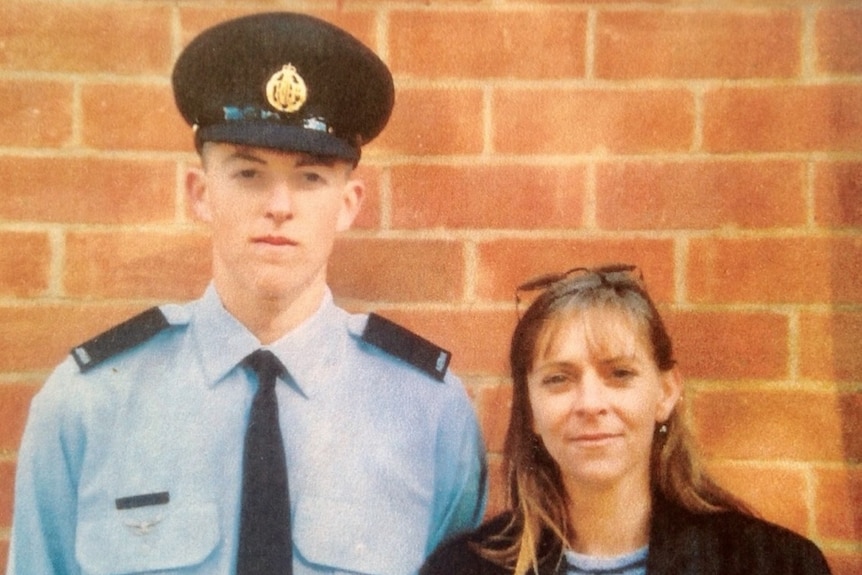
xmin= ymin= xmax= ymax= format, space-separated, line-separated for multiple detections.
xmin=481 ymin=265 xmax=753 ymax=574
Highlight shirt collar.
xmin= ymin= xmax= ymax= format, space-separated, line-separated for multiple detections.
xmin=190 ymin=283 xmax=343 ymax=397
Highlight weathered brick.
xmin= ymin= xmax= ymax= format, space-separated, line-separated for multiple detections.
xmin=0 ymin=382 xmax=40 ymax=451
xmin=0 ymin=231 xmax=51 ymax=297
xmin=666 ymin=311 xmax=788 ymax=380
xmin=0 ymin=157 xmax=176 ymax=225
xmin=814 ymin=161 xmax=862 ymax=228
xmin=389 ymin=10 xmax=586 ymax=79
xmin=476 ymin=238 xmax=676 ymax=303
xmin=0 ymin=80 xmax=73 ymax=148
xmin=329 ymin=238 xmax=464 ymax=303
xmin=0 ymin=460 xmax=14 ymax=526
xmin=473 ymin=383 xmax=512 ymax=454
xmin=596 ymin=160 xmax=806 ymax=230
xmin=688 ymin=237 xmax=862 ymax=305
xmin=815 ymin=467 xmax=862 ymax=541
xmin=494 ymin=88 xmax=694 ymax=154
xmin=800 ymin=312 xmax=862 ymax=383
xmin=81 ymin=83 xmax=191 ymax=152
xmin=825 ymin=552 xmax=862 ymax=575
xmin=0 ymin=1 xmax=172 ymax=74
xmin=816 ymin=8 xmax=862 ymax=74
xmin=705 ymin=462 xmax=809 ymax=536
xmin=703 ymin=85 xmax=862 ymax=152
xmin=375 ymin=87 xmax=485 ymax=156
xmin=596 ymin=10 xmax=800 ymax=79
xmin=0 ymin=303 xmax=150 ymax=372
xmin=390 ymin=165 xmax=586 ymax=229
xmin=693 ymin=390 xmax=849 ymax=461
xmin=64 ymin=231 xmax=211 ymax=300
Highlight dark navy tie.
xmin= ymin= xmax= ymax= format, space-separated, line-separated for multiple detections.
xmin=237 ymin=350 xmax=292 ymax=575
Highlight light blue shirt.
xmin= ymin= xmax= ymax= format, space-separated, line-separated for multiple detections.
xmin=8 ymin=285 xmax=487 ymax=575
xmin=563 ymin=546 xmax=648 ymax=575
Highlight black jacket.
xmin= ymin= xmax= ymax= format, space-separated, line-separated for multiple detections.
xmin=421 ymin=497 xmax=831 ymax=575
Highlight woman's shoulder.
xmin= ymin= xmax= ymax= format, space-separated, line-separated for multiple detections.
xmin=653 ymin=501 xmax=831 ymax=574
xmin=420 ymin=513 xmax=516 ymax=575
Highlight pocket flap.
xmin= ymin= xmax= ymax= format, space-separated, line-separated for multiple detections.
xmin=76 ymin=501 xmax=220 ymax=574
xmin=293 ymin=496 xmax=428 ymax=575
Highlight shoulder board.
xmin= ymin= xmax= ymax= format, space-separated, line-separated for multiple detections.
xmin=70 ymin=307 xmax=170 ymax=373
xmin=362 ymin=313 xmax=451 ymax=382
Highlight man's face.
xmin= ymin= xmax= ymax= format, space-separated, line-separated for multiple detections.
xmin=187 ymin=142 xmax=363 ymax=303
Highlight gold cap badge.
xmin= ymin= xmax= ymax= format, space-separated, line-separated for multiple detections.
xmin=266 ymin=64 xmax=307 ymax=113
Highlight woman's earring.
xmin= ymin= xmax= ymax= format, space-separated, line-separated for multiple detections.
xmin=658 ymin=423 xmax=668 ymax=435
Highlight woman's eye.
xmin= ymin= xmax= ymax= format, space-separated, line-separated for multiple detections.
xmin=610 ymin=368 xmax=636 ymax=383
xmin=542 ymin=373 xmax=569 ymax=386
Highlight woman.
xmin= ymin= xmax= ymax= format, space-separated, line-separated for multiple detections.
xmin=422 ymin=264 xmax=831 ymax=575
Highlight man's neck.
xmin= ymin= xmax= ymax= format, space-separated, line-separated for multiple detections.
xmin=215 ymin=278 xmax=327 ymax=345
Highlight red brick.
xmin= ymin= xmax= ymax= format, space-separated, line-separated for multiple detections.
xmin=666 ymin=311 xmax=788 ymax=380
xmin=688 ymin=237 xmax=862 ymax=305
xmin=0 ymin=460 xmax=13 ymax=526
xmin=814 ymin=161 xmax=862 ymax=228
xmin=703 ymin=85 xmax=862 ymax=153
xmin=0 ymin=157 xmax=176 ymax=224
xmin=389 ymin=10 xmax=586 ymax=78
xmin=179 ymin=8 xmax=378 ymax=53
xmin=815 ymin=467 xmax=862 ymax=540
xmin=473 ymin=383 xmax=512 ymax=454
xmin=705 ymin=462 xmax=809 ymax=536
xmin=0 ymin=540 xmax=6 ymax=575
xmin=0 ymin=80 xmax=73 ymax=148
xmin=800 ymin=312 xmax=862 ymax=383
xmin=373 ymin=309 xmax=516 ymax=377
xmin=82 ymin=84 xmax=191 ymax=152
xmin=0 ymin=1 xmax=172 ymax=74
xmin=826 ymin=552 xmax=862 ymax=575
xmin=376 ymin=88 xmax=485 ymax=155
xmin=0 ymin=303 xmax=150 ymax=372
xmin=0 ymin=231 xmax=51 ymax=297
xmin=0 ymin=383 xmax=40 ymax=451
xmin=391 ymin=165 xmax=586 ymax=229
xmin=64 ymin=231 xmax=211 ymax=300
xmin=476 ymin=238 xmax=676 ymax=303
xmin=494 ymin=88 xmax=693 ymax=154
xmin=596 ymin=10 xmax=800 ymax=79
xmin=692 ymin=390 xmax=848 ymax=461
xmin=329 ymin=238 xmax=464 ymax=303
xmin=596 ymin=160 xmax=806 ymax=230
xmin=816 ymin=8 xmax=862 ymax=74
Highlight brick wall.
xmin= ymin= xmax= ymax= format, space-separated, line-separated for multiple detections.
xmin=1 ymin=0 xmax=860 ymax=572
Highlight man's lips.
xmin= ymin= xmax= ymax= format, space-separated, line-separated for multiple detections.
xmin=252 ymin=236 xmax=297 ymax=246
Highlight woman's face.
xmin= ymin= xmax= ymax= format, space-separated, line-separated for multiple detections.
xmin=527 ymin=306 xmax=681 ymax=493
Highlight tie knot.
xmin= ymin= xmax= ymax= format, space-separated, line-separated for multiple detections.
xmin=243 ymin=349 xmax=284 ymax=390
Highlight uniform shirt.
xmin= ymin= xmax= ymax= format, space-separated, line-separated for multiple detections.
xmin=8 ymin=285 xmax=487 ymax=575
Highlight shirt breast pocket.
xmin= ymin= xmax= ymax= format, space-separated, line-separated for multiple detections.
xmin=293 ymin=495 xmax=429 ymax=575
xmin=75 ymin=501 xmax=220 ymax=574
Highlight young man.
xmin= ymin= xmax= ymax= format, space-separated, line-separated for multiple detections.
xmin=8 ymin=12 xmax=487 ymax=575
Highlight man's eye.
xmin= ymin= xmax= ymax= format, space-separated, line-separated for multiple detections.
xmin=302 ymin=171 xmax=326 ymax=184
xmin=234 ymin=169 xmax=259 ymax=179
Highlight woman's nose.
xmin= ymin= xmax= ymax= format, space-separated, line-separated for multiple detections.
xmin=575 ymin=372 xmax=609 ymax=415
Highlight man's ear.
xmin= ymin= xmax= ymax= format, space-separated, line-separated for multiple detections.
xmin=186 ymin=167 xmax=212 ymax=223
xmin=336 ymin=178 xmax=365 ymax=232
xmin=656 ymin=367 xmax=684 ymax=423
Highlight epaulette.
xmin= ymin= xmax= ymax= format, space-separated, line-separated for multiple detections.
xmin=70 ymin=307 xmax=170 ymax=373
xmin=361 ymin=313 xmax=451 ymax=382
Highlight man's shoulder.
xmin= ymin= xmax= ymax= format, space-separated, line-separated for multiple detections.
xmin=67 ymin=303 xmax=192 ymax=374
xmin=348 ymin=311 xmax=453 ymax=383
